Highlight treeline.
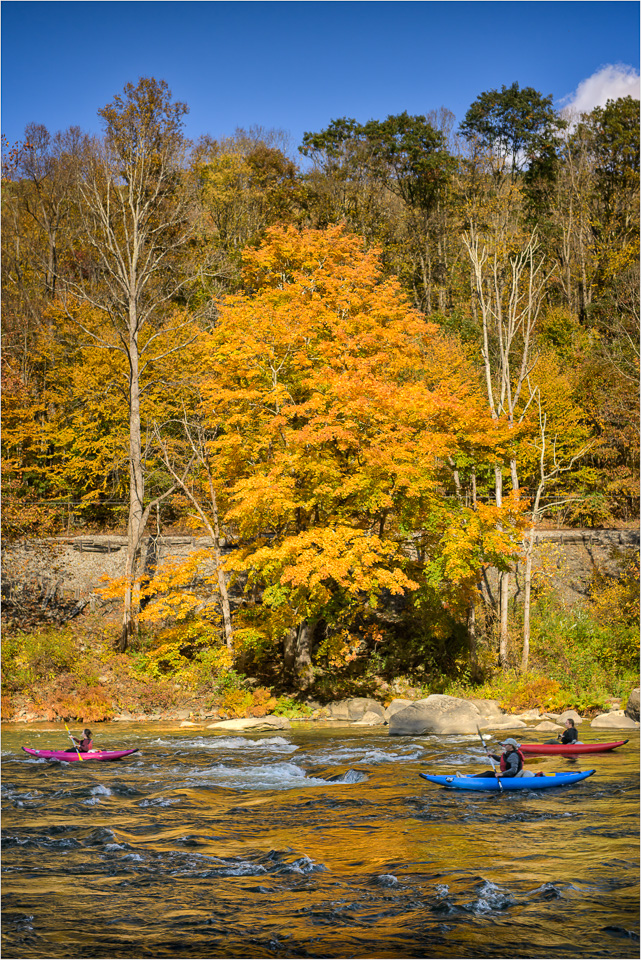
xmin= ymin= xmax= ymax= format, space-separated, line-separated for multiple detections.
xmin=2 ymin=78 xmax=638 ymax=685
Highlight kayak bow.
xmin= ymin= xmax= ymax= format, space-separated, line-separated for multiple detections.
xmin=419 ymin=770 xmax=595 ymax=791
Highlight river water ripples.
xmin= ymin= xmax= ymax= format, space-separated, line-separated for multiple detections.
xmin=2 ymin=722 xmax=638 ymax=959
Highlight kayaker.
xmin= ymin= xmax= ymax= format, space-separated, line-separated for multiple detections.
xmin=544 ymin=718 xmax=579 ymax=745
xmin=559 ymin=718 xmax=579 ymax=744
xmin=65 ymin=728 xmax=93 ymax=752
xmin=475 ymin=738 xmax=527 ymax=778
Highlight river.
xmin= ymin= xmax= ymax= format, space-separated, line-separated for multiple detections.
xmin=1 ymin=722 xmax=639 ymax=959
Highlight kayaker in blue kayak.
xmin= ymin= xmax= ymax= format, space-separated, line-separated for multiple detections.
xmin=475 ymin=738 xmax=528 ymax=778
xmin=64 ymin=728 xmax=93 ymax=752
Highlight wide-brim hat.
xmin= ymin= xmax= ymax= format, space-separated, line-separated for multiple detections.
xmin=500 ymin=738 xmax=521 ymax=748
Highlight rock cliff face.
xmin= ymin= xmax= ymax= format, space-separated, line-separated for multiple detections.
xmin=2 ymin=529 xmax=638 ymax=617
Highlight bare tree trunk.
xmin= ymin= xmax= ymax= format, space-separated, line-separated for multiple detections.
xmin=521 ymin=531 xmax=534 ymax=673
xmin=283 ymin=621 xmax=314 ymax=689
xmin=464 ymin=224 xmax=547 ymax=673
xmin=494 ymin=464 xmax=510 ymax=669
xmin=467 ymin=600 xmax=479 ymax=680
xmin=295 ymin=621 xmax=314 ymax=689
xmin=283 ymin=627 xmax=297 ymax=676
xmin=208 ymin=475 xmax=233 ymax=649
xmin=120 ymin=327 xmax=145 ymax=651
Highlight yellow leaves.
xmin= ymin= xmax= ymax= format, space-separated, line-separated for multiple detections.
xmin=440 ymin=492 xmax=528 ymax=587
xmin=137 ymin=552 xmax=220 ymax=625
xmin=189 ymin=225 xmax=518 ymax=636
xmin=240 ymin=525 xmax=417 ymax=623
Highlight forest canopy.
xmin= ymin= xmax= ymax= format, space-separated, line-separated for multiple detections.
xmin=2 ymin=78 xmax=638 ymax=689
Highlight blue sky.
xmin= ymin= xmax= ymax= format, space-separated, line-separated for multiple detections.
xmin=2 ymin=1 xmax=639 ymax=154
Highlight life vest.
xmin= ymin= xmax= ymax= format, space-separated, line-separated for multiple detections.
xmin=500 ymin=749 xmax=525 ymax=772
xmin=79 ymin=738 xmax=93 ymax=752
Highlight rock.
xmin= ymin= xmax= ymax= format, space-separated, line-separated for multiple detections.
xmin=557 ymin=709 xmax=583 ymax=724
xmin=384 ymin=699 xmax=414 ymax=721
xmin=18 ymin=711 xmax=38 ymax=722
xmin=175 ymin=709 xmax=191 ymax=721
xmin=533 ymin=721 xmax=563 ymax=732
xmin=325 ymin=698 xmax=386 ymax=722
xmin=478 ymin=718 xmax=527 ymax=731
xmin=354 ymin=710 xmax=386 ymax=726
xmin=469 ymin=698 xmax=504 ymax=719
xmin=625 ymin=687 xmax=640 ymax=722
xmin=590 ymin=713 xmax=640 ymax=729
xmin=388 ymin=695 xmax=482 ymax=736
xmin=179 ymin=720 xmax=198 ymax=727
xmin=207 ymin=715 xmax=292 ymax=732
xmin=512 ymin=709 xmax=541 ymax=721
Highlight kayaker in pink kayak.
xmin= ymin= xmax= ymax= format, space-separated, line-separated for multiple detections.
xmin=65 ymin=728 xmax=93 ymax=752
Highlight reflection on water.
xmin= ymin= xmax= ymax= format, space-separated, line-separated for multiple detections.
xmin=2 ymin=722 xmax=639 ymax=959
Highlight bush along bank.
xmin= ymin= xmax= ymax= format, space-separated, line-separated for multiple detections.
xmin=1 ymin=591 xmax=639 ymax=727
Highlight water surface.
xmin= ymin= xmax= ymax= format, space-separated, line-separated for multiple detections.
xmin=2 ymin=722 xmax=639 ymax=959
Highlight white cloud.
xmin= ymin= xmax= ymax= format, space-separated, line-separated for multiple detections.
xmin=561 ymin=64 xmax=640 ymax=118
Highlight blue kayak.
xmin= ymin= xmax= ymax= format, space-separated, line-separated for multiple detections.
xmin=419 ymin=770 xmax=595 ymax=791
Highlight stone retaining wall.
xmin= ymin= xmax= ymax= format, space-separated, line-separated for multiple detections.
xmin=2 ymin=529 xmax=638 ymax=611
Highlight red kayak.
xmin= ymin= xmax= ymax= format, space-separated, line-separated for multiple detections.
xmin=22 ymin=747 xmax=139 ymax=762
xmin=519 ymin=740 xmax=629 ymax=756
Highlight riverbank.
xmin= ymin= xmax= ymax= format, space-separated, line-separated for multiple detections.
xmin=5 ymin=691 xmax=639 ymax=741
xmin=3 ymin=585 xmax=639 ymax=728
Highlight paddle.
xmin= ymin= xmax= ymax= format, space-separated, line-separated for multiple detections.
xmin=477 ymin=725 xmax=502 ymax=793
xmin=64 ymin=722 xmax=84 ymax=761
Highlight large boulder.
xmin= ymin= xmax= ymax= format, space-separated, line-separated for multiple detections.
xmin=207 ymin=716 xmax=292 ymax=732
xmin=479 ymin=717 xmax=527 ymax=731
xmin=625 ymin=688 xmax=640 ymax=722
xmin=388 ymin=695 xmax=482 ymax=736
xmin=533 ymin=721 xmax=563 ymax=732
xmin=469 ymin=698 xmax=504 ymax=719
xmin=384 ymin=699 xmax=414 ymax=721
xmin=324 ymin=698 xmax=386 ymax=722
xmin=590 ymin=712 xmax=639 ymax=729
xmin=557 ymin=709 xmax=583 ymax=724
xmin=354 ymin=710 xmax=386 ymax=726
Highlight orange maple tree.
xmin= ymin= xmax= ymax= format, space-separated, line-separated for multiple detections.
xmin=191 ymin=225 xmax=522 ymax=679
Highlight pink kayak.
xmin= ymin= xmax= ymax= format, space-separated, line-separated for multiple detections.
xmin=22 ymin=747 xmax=139 ymax=762
xmin=519 ymin=740 xmax=629 ymax=756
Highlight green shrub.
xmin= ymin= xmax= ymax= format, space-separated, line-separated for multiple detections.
xmin=273 ymin=696 xmax=314 ymax=718
xmin=2 ymin=628 xmax=78 ymax=692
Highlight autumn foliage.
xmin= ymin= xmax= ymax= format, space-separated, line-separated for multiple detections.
xmin=1 ymin=78 xmax=638 ymax=695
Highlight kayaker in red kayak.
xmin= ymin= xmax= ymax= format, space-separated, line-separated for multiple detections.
xmin=544 ymin=718 xmax=579 ymax=745
xmin=64 ymin=728 xmax=93 ymax=753
xmin=475 ymin=738 xmax=529 ymax=778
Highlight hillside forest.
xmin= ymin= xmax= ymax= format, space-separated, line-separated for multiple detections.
xmin=2 ymin=78 xmax=639 ymax=720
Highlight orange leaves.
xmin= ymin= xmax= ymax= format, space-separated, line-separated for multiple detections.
xmin=194 ymin=225 xmax=509 ymax=637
